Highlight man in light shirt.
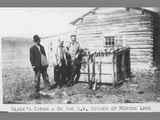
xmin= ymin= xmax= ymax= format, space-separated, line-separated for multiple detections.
xmin=51 ymin=40 xmax=68 ymax=89
xmin=68 ymin=35 xmax=80 ymax=61
xmin=68 ymin=34 xmax=81 ymax=85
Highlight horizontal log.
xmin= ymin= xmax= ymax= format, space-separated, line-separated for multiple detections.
xmin=83 ymin=12 xmax=152 ymax=22
xmin=130 ymin=57 xmax=153 ymax=61
xmin=78 ymin=36 xmax=153 ymax=43
xmin=130 ymin=48 xmax=153 ymax=53
xmin=130 ymin=53 xmax=153 ymax=57
xmin=78 ymin=35 xmax=153 ymax=41
xmin=93 ymin=21 xmax=151 ymax=28
xmin=96 ymin=8 xmax=152 ymax=17
xmin=82 ymin=18 xmax=152 ymax=26
xmin=126 ymin=41 xmax=153 ymax=45
xmin=77 ymin=22 xmax=152 ymax=29
xmin=130 ymin=49 xmax=153 ymax=53
xmin=78 ymin=40 xmax=153 ymax=47
xmin=77 ymin=31 xmax=153 ymax=38
xmin=77 ymin=28 xmax=153 ymax=35
xmin=77 ymin=29 xmax=153 ymax=35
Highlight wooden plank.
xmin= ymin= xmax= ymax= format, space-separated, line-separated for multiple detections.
xmin=88 ymin=59 xmax=90 ymax=83
xmin=77 ymin=23 xmax=152 ymax=31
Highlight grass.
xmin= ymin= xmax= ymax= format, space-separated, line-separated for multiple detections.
xmin=3 ymin=67 xmax=34 ymax=103
xmin=2 ymin=66 xmax=160 ymax=104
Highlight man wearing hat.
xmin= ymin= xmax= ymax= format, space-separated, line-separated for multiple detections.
xmin=68 ymin=35 xmax=80 ymax=61
xmin=29 ymin=35 xmax=51 ymax=98
xmin=67 ymin=34 xmax=81 ymax=85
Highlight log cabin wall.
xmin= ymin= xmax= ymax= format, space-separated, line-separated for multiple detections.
xmin=72 ymin=7 xmax=160 ymax=71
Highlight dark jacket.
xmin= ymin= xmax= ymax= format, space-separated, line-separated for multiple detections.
xmin=30 ymin=44 xmax=47 ymax=67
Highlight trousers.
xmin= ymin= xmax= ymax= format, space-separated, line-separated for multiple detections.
xmin=54 ymin=64 xmax=67 ymax=87
xmin=33 ymin=66 xmax=50 ymax=93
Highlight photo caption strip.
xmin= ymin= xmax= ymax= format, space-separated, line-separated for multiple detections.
xmin=4 ymin=103 xmax=160 ymax=112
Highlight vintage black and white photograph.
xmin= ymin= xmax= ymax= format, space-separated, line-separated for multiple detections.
xmin=2 ymin=7 xmax=160 ymax=104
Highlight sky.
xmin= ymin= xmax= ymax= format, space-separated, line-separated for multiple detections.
xmin=0 ymin=7 xmax=159 ymax=39
xmin=0 ymin=7 xmax=93 ymax=38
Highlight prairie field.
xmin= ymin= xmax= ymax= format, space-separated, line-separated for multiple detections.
xmin=2 ymin=66 xmax=160 ymax=104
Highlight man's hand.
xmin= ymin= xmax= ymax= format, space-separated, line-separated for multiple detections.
xmin=32 ymin=66 xmax=36 ymax=71
xmin=58 ymin=61 xmax=62 ymax=67
xmin=32 ymin=66 xmax=36 ymax=69
xmin=75 ymin=53 xmax=79 ymax=59
xmin=53 ymin=61 xmax=58 ymax=67
xmin=65 ymin=61 xmax=68 ymax=66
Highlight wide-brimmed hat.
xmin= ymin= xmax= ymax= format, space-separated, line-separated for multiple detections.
xmin=33 ymin=35 xmax=40 ymax=42
xmin=58 ymin=39 xmax=64 ymax=47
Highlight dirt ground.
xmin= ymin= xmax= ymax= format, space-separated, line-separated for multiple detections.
xmin=2 ymin=66 xmax=160 ymax=104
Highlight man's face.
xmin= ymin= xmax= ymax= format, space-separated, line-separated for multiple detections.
xmin=71 ymin=36 xmax=76 ymax=42
xmin=59 ymin=41 xmax=64 ymax=46
xmin=37 ymin=39 xmax=40 ymax=45
xmin=33 ymin=35 xmax=41 ymax=44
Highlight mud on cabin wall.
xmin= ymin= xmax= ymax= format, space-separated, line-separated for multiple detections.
xmin=73 ymin=7 xmax=159 ymax=72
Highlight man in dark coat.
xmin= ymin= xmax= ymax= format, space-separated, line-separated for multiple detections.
xmin=30 ymin=35 xmax=50 ymax=97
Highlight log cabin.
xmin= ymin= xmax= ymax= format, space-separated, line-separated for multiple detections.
xmin=70 ymin=7 xmax=160 ymax=71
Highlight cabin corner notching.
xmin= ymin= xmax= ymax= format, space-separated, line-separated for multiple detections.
xmin=71 ymin=7 xmax=160 ymax=71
